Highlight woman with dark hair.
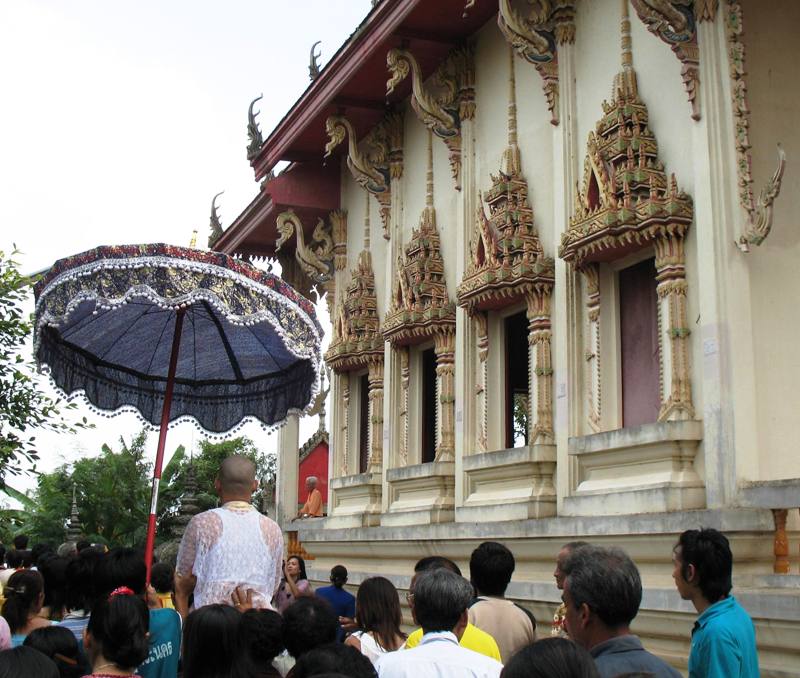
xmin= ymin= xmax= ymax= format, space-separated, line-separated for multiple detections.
xmin=272 ymin=556 xmax=312 ymax=615
xmin=83 ymin=587 xmax=149 ymax=677
xmin=38 ymin=554 xmax=70 ymax=621
xmin=59 ymin=547 xmax=101 ymax=642
xmin=182 ymin=604 xmax=253 ymax=678
xmin=0 ymin=645 xmax=60 ymax=678
xmin=500 ymin=637 xmax=600 ymax=678
xmin=345 ymin=577 xmax=405 ymax=664
xmin=240 ymin=609 xmax=284 ymax=677
xmin=1 ymin=569 xmax=50 ymax=646
xmin=23 ymin=625 xmax=89 ymax=678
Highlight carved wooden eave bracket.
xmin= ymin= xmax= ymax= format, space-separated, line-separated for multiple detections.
xmin=324 ymin=250 xmax=384 ymax=373
xmin=275 ymin=209 xmax=334 ymax=286
xmin=497 ymin=0 xmax=575 ymax=126
xmin=325 ymin=114 xmax=402 ymax=240
xmin=724 ymin=2 xmax=787 ymax=252
xmin=386 ymin=45 xmax=474 ymax=189
xmin=631 ymin=0 xmax=701 ymax=120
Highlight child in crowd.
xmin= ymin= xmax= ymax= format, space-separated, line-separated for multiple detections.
xmin=149 ymin=563 xmax=175 ymax=610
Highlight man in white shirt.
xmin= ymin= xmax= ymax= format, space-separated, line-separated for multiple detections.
xmin=376 ymin=568 xmax=503 ymax=678
xmin=175 ymin=455 xmax=283 ymax=616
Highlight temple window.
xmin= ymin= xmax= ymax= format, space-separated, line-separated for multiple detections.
xmin=358 ymin=372 xmax=370 ymax=474
xmin=420 ymin=347 xmax=437 ymax=463
xmin=505 ymin=310 xmax=530 ymax=448
xmin=618 ymin=257 xmax=660 ymax=427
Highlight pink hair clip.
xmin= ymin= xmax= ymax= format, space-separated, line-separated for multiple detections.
xmin=109 ymin=586 xmax=135 ymax=599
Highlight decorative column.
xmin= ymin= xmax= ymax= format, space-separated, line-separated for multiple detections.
xmin=526 ymin=287 xmax=554 ymax=445
xmin=772 ymin=508 xmax=789 ymax=575
xmin=398 ymin=348 xmax=410 ymax=467
xmin=367 ymin=359 xmax=385 ymax=474
xmin=580 ymin=264 xmax=601 ymax=432
xmin=276 ymin=413 xmax=300 ymax=527
xmin=474 ymin=312 xmax=489 ymax=453
xmin=434 ymin=331 xmax=456 ymax=462
xmin=654 ymin=229 xmax=694 ymax=421
xmin=338 ymin=372 xmax=350 ymax=476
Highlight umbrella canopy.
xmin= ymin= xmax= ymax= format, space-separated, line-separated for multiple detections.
xmin=33 ymin=244 xmax=323 ymax=433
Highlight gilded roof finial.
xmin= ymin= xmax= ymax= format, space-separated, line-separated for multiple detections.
xmin=208 ymin=191 xmax=225 ymax=248
xmin=502 ymin=45 xmax=521 ymax=175
xmin=426 ymin=130 xmax=434 ymax=209
xmin=246 ymin=95 xmax=264 ymax=160
xmin=189 ymin=228 xmax=198 ymax=249
xmin=309 ymin=41 xmax=321 ymax=81
xmin=363 ymin=189 xmax=371 ymax=252
xmin=614 ymin=0 xmax=638 ymax=100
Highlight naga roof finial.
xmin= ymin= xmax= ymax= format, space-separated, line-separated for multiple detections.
xmin=246 ymin=94 xmax=264 ymax=160
xmin=208 ymin=191 xmax=225 ymax=248
xmin=309 ymin=41 xmax=322 ymax=81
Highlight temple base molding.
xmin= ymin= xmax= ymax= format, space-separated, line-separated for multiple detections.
xmin=457 ymin=445 xmax=556 ymax=522
xmin=563 ymin=421 xmax=705 ymax=516
xmin=382 ymin=462 xmax=455 ymax=526
xmin=326 ymin=473 xmax=383 ymax=528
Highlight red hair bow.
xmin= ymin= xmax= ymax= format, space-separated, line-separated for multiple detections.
xmin=109 ymin=586 xmax=135 ymax=599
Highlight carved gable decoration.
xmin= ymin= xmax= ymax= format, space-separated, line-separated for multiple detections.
xmin=559 ymin=67 xmax=693 ymax=266
xmin=383 ymin=205 xmax=455 ymax=346
xmin=457 ymin=48 xmax=554 ymax=314
xmin=457 ymin=167 xmax=554 ymax=314
xmin=324 ymin=250 xmax=384 ymax=372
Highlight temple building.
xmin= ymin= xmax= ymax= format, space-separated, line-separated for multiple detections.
xmin=213 ymin=1 xmax=799 ymax=674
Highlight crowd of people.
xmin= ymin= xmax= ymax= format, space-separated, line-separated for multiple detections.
xmin=0 ymin=455 xmax=760 ymax=678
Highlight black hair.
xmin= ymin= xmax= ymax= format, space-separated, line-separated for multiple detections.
xmin=564 ymin=546 xmax=642 ymax=630
xmin=469 ymin=541 xmax=515 ymax=596
xmin=23 ymin=625 xmax=90 ymax=678
xmin=12 ymin=535 xmax=28 ymax=551
xmin=38 ymin=554 xmax=69 ymax=621
xmin=0 ymin=546 xmax=5 ymax=567
xmin=330 ymin=565 xmax=348 ymax=588
xmin=75 ymin=540 xmax=91 ymax=553
xmin=293 ymin=643 xmax=377 ymax=678
xmin=355 ymin=577 xmax=405 ymax=651
xmin=86 ymin=592 xmax=149 ymax=669
xmin=282 ymin=597 xmax=338 ymax=659
xmin=19 ymin=551 xmax=33 ymax=568
xmin=94 ymin=547 xmax=146 ymax=598
xmin=182 ymin=604 xmax=253 ymax=678
xmin=676 ymin=528 xmax=733 ymax=604
xmin=4 ymin=550 xmax=23 ymax=569
xmin=287 ymin=555 xmax=308 ymax=581
xmin=1 ymin=569 xmax=44 ymax=633
xmin=0 ymin=646 xmax=59 ymax=678
xmin=240 ymin=609 xmax=284 ymax=667
xmin=65 ymin=547 xmax=102 ymax=613
xmin=150 ymin=562 xmax=175 ymax=595
xmin=413 ymin=556 xmax=462 ymax=576
xmin=30 ymin=543 xmax=54 ymax=567
xmin=500 ymin=638 xmax=599 ymax=678
xmin=413 ymin=569 xmax=473 ymax=634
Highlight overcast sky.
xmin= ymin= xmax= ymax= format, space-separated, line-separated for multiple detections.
xmin=1 ymin=1 xmax=370 ymax=495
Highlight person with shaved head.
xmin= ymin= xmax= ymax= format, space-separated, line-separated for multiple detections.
xmin=175 ymin=455 xmax=283 ymax=617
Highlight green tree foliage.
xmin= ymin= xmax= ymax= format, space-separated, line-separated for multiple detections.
xmin=158 ymin=436 xmax=275 ymax=538
xmin=20 ymin=431 xmax=153 ymax=546
xmin=0 ymin=249 xmax=91 ymax=485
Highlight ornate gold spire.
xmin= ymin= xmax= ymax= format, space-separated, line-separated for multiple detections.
xmin=614 ymin=0 xmax=638 ymax=100
xmin=503 ymin=46 xmax=520 ymax=176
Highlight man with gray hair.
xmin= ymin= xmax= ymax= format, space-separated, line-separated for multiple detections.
xmin=562 ymin=544 xmax=680 ymax=678
xmin=296 ymin=475 xmax=323 ymax=518
xmin=376 ymin=568 xmax=502 ymax=678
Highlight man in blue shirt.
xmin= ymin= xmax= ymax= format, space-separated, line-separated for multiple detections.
xmin=315 ymin=564 xmax=356 ymax=641
xmin=673 ymin=528 xmax=759 ymax=678
xmin=562 ymin=545 xmax=681 ymax=678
